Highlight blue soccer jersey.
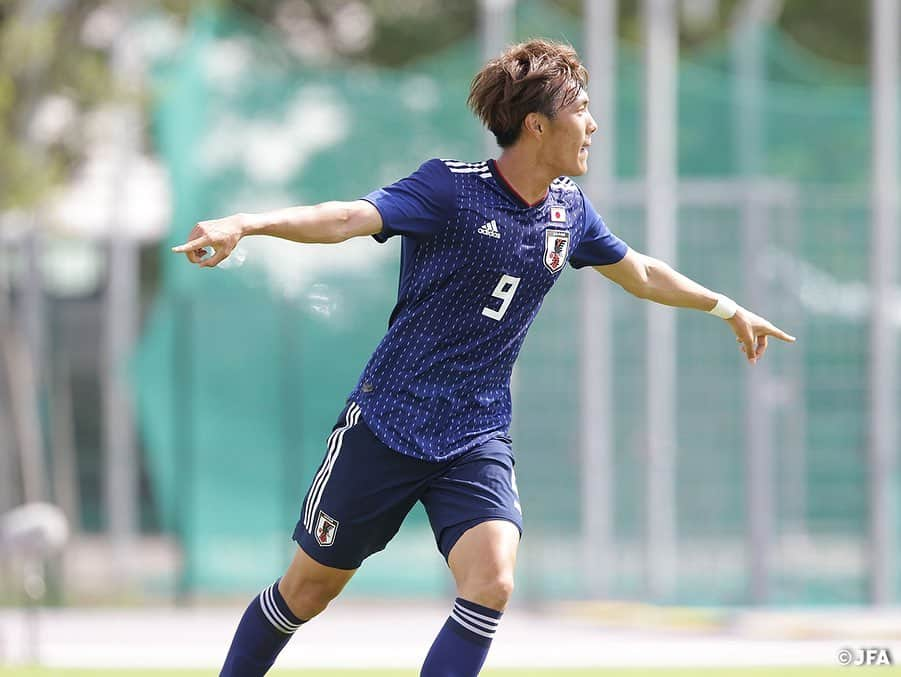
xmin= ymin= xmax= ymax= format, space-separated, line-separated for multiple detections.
xmin=352 ymin=158 xmax=628 ymax=461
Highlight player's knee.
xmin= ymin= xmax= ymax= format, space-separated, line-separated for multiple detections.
xmin=460 ymin=573 xmax=515 ymax=611
xmin=279 ymin=577 xmax=344 ymax=620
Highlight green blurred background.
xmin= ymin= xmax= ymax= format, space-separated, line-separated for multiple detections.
xmin=0 ymin=0 xmax=897 ymax=611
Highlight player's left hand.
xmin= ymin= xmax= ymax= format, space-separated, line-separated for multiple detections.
xmin=726 ymin=307 xmax=796 ymax=364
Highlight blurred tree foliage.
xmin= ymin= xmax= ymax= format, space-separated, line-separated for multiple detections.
xmin=0 ymin=0 xmax=114 ymax=211
xmin=557 ymin=0 xmax=870 ymax=65
xmin=0 ymin=0 xmax=873 ymax=214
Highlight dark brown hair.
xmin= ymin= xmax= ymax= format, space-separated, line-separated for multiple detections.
xmin=468 ymin=39 xmax=589 ymax=148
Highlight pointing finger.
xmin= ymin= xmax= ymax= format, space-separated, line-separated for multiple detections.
xmin=172 ymin=235 xmax=211 ymax=253
xmin=767 ymin=324 xmax=796 ymax=343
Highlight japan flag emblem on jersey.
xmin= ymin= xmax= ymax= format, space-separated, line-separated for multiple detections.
xmin=543 ymin=229 xmax=570 ymax=274
xmin=550 ymin=206 xmax=567 ymax=222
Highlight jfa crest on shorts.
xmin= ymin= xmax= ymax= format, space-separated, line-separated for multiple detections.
xmin=314 ymin=512 xmax=339 ymax=547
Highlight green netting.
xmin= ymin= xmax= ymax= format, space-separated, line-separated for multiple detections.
xmin=133 ymin=1 xmax=899 ymax=602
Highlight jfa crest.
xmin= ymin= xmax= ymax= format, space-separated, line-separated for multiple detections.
xmin=543 ymin=228 xmax=570 ymax=274
xmin=315 ymin=511 xmax=339 ymax=547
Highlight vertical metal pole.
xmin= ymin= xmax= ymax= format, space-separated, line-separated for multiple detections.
xmin=868 ymin=0 xmax=899 ymax=606
xmin=4 ymin=239 xmax=47 ymax=506
xmin=780 ymin=191 xmax=809 ymax=576
xmin=732 ymin=0 xmax=784 ymax=168
xmin=20 ymin=226 xmax=46 ymax=402
xmin=102 ymin=39 xmax=142 ymax=583
xmin=0 ymin=245 xmax=24 ymax=510
xmin=51 ymin=352 xmax=81 ymax=529
xmin=732 ymin=1 xmax=769 ymax=177
xmin=733 ymin=0 xmax=774 ymax=605
xmin=643 ymin=0 xmax=678 ymax=600
xmin=0 ymin=376 xmax=14 ymax=511
xmin=580 ymin=0 xmax=618 ymax=599
xmin=742 ymin=189 xmax=773 ymax=604
xmin=479 ymin=0 xmax=516 ymax=155
xmin=9 ymin=0 xmax=71 ymax=512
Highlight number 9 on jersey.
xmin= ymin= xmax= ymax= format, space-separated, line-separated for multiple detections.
xmin=482 ymin=274 xmax=521 ymax=321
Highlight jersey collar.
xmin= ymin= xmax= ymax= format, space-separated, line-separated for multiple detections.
xmin=488 ymin=159 xmax=548 ymax=209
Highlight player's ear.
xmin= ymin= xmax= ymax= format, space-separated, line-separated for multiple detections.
xmin=523 ymin=112 xmax=544 ymax=139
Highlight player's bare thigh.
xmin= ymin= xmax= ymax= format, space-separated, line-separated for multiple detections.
xmin=447 ymin=519 xmax=520 ymax=612
xmin=278 ymin=545 xmax=357 ymax=621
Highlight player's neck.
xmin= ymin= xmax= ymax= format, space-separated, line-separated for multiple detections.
xmin=494 ymin=149 xmax=554 ymax=205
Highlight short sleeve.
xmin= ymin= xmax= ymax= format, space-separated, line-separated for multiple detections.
xmin=362 ymin=159 xmax=456 ymax=243
xmin=569 ymin=191 xmax=628 ymax=268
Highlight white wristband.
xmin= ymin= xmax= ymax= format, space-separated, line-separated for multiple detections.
xmin=707 ymin=294 xmax=738 ymax=320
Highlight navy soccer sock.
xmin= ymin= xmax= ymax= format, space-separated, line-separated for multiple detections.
xmin=420 ymin=597 xmax=503 ymax=676
xmin=220 ymin=579 xmax=305 ymax=676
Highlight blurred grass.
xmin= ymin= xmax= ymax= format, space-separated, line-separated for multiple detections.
xmin=0 ymin=669 xmax=854 ymax=676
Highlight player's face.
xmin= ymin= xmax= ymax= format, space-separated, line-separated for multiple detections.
xmin=541 ymin=89 xmax=597 ymax=177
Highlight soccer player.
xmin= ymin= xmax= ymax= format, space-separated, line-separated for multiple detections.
xmin=173 ymin=39 xmax=795 ymax=676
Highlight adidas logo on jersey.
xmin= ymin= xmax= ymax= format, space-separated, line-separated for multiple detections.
xmin=478 ymin=219 xmax=501 ymax=239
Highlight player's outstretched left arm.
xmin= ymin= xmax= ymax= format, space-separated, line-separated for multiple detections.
xmin=594 ymin=248 xmax=795 ymax=364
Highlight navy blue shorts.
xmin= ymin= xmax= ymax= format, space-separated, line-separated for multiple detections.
xmin=293 ymin=401 xmax=523 ymax=570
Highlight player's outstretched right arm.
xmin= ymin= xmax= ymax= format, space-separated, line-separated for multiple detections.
xmin=171 ymin=200 xmax=383 ymax=268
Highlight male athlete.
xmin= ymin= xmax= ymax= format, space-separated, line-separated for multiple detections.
xmin=173 ymin=39 xmax=795 ymax=676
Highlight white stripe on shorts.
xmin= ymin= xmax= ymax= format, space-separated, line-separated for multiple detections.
xmin=304 ymin=403 xmax=361 ymax=533
xmin=303 ymin=426 xmax=342 ymax=530
xmin=303 ymin=403 xmax=360 ymax=530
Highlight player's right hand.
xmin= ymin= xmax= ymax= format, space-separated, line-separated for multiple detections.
xmin=171 ymin=214 xmax=246 ymax=268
